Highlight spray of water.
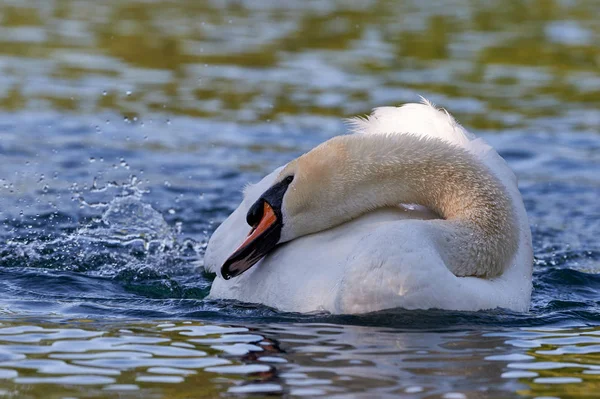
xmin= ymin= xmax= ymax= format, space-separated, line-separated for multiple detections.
xmin=0 ymin=175 xmax=211 ymax=299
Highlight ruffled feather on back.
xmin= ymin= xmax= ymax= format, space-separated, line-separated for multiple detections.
xmin=346 ymin=97 xmax=475 ymax=148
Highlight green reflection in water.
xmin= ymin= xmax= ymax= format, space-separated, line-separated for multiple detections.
xmin=0 ymin=319 xmax=264 ymax=399
xmin=1 ymin=320 xmax=600 ymax=398
xmin=0 ymin=0 xmax=598 ymax=128
xmin=516 ymin=326 xmax=600 ymax=399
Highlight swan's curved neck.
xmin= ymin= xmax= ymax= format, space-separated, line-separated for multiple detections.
xmin=323 ymin=134 xmax=519 ymax=277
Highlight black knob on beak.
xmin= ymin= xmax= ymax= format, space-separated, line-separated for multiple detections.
xmin=247 ymin=198 xmax=265 ymax=227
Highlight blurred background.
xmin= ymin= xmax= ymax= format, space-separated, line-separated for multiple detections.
xmin=1 ymin=0 xmax=598 ymax=124
xmin=0 ymin=1 xmax=599 ymax=398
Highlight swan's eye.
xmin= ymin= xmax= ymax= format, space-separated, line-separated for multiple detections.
xmin=284 ymin=175 xmax=294 ymax=184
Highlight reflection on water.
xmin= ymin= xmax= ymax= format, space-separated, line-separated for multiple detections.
xmin=0 ymin=0 xmax=598 ymax=129
xmin=0 ymin=320 xmax=599 ymax=398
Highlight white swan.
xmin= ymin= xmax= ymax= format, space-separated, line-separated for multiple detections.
xmin=204 ymin=100 xmax=533 ymax=314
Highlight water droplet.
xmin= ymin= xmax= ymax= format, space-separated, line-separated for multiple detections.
xmin=126 ymin=90 xmax=132 ymax=96
xmin=102 ymin=91 xmax=107 ymax=96
xmin=89 ymin=157 xmax=96 ymax=163
xmin=168 ymin=209 xmax=176 ymax=215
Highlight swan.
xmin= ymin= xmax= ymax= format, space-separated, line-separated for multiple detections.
xmin=204 ymin=100 xmax=533 ymax=314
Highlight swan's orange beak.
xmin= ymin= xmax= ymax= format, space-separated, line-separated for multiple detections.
xmin=221 ymin=201 xmax=281 ymax=279
xmin=221 ymin=174 xmax=294 ymax=279
xmin=238 ymin=202 xmax=277 ymax=250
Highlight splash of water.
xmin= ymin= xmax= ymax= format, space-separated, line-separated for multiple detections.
xmin=78 ymin=176 xmax=176 ymax=253
xmin=0 ymin=175 xmax=209 ymax=299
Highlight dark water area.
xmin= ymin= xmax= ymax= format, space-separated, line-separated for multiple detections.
xmin=0 ymin=0 xmax=599 ymax=398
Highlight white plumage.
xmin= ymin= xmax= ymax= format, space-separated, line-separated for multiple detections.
xmin=204 ymin=100 xmax=533 ymax=314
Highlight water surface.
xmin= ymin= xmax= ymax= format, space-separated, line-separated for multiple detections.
xmin=0 ymin=0 xmax=599 ymax=397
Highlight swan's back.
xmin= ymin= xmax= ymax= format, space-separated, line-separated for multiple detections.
xmin=348 ymin=100 xmax=518 ymax=187
xmin=347 ymin=99 xmax=474 ymax=147
xmin=344 ymin=100 xmax=533 ymax=312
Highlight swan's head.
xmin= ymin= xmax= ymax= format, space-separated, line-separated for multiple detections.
xmin=221 ymin=138 xmax=350 ymax=279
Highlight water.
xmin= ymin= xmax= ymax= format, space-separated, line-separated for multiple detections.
xmin=0 ymin=0 xmax=599 ymax=397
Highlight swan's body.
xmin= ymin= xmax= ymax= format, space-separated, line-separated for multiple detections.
xmin=204 ymin=101 xmax=533 ymax=314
